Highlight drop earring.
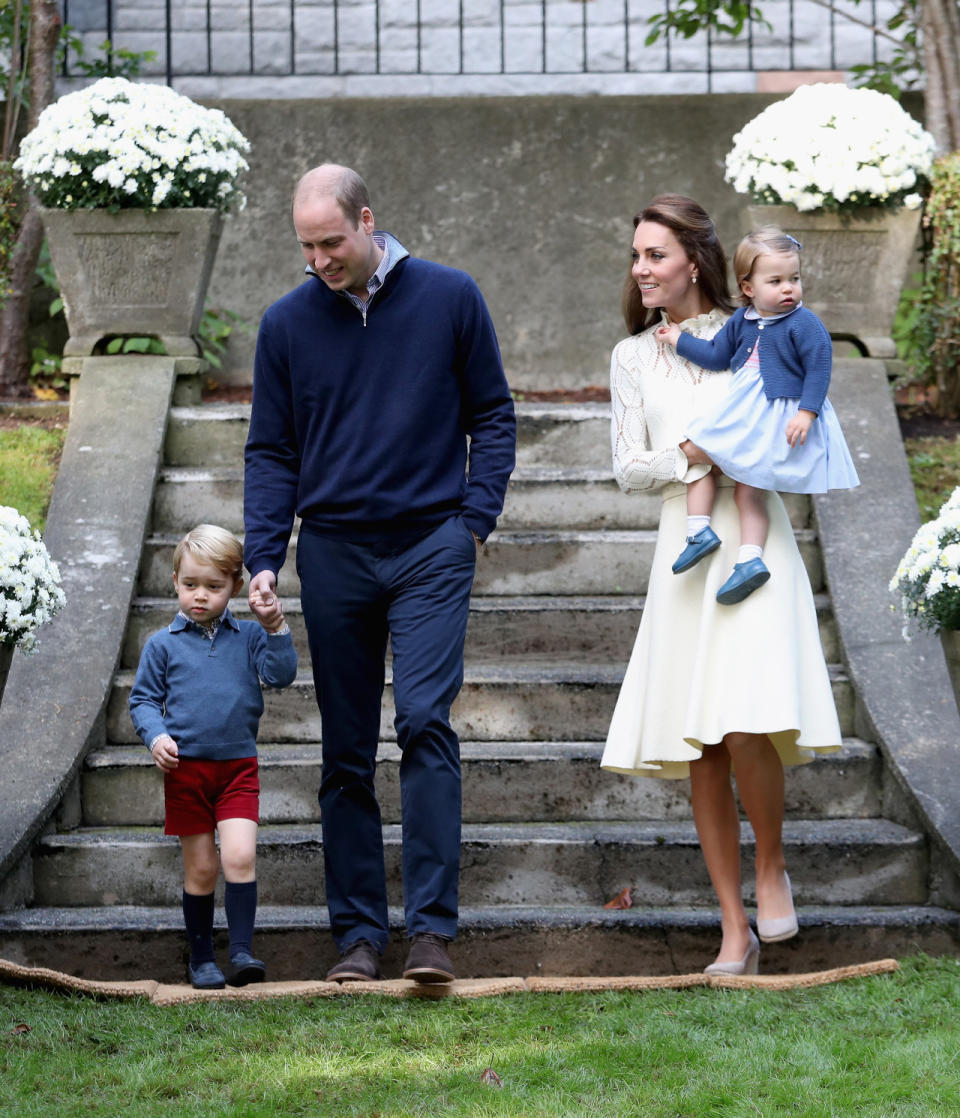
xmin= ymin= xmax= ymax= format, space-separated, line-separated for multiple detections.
xmin=692 ymin=275 xmax=698 ymax=284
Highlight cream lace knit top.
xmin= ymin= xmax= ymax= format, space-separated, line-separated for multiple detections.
xmin=610 ymin=308 xmax=732 ymax=495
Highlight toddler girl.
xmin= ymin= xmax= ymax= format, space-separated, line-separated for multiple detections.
xmin=656 ymin=226 xmax=859 ymax=604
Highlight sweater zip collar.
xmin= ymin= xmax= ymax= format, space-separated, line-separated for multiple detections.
xmin=305 ymin=231 xmax=409 ymax=326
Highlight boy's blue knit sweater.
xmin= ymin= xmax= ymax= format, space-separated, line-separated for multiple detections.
xmin=243 ymin=250 xmax=517 ymax=579
xmin=676 ymin=305 xmax=832 ymax=415
xmin=129 ymin=611 xmax=298 ymax=761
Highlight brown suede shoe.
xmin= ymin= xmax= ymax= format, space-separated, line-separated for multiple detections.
xmin=402 ymin=933 xmax=455 ymax=984
xmin=325 ymin=940 xmax=382 ymax=983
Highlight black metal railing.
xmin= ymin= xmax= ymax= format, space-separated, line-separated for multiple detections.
xmin=59 ymin=0 xmax=908 ymax=89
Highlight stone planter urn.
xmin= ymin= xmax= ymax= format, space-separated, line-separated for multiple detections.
xmin=746 ymin=204 xmax=922 ymax=359
xmin=0 ymin=643 xmax=12 ymax=708
xmin=40 ymin=207 xmax=223 ymax=358
xmin=941 ymin=629 xmax=960 ymax=713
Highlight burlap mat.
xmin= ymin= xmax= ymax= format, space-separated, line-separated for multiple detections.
xmin=0 ymin=955 xmax=899 ymax=1004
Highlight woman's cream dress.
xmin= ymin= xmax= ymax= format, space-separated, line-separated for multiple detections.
xmin=601 ymin=310 xmax=842 ymax=779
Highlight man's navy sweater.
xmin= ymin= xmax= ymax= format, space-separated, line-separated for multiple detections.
xmin=243 ymin=250 xmax=517 ymax=579
xmin=676 ymin=305 xmax=832 ymax=415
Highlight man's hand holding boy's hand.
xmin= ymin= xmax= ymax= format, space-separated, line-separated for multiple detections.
xmin=151 ymin=734 xmax=179 ymax=772
xmin=249 ymin=585 xmax=285 ymax=632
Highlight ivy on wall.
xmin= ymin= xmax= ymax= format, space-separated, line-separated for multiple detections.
xmin=908 ymin=154 xmax=960 ymax=417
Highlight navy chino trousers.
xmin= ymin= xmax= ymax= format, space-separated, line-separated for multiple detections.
xmin=297 ymin=514 xmax=478 ymax=954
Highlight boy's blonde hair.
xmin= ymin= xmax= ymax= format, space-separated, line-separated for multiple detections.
xmin=173 ymin=524 xmax=244 ymax=579
xmin=733 ymin=226 xmax=802 ymax=306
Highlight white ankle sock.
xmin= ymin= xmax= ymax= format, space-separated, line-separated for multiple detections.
xmin=737 ymin=544 xmax=763 ymax=564
xmin=687 ymin=515 xmax=710 ymax=538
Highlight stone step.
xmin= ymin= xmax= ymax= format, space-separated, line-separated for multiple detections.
xmin=3 ymin=902 xmax=957 ymax=983
xmin=164 ymin=403 xmax=618 ymax=471
xmin=107 ymin=660 xmax=856 ymax=745
xmin=120 ymin=592 xmax=840 ymax=669
xmin=32 ymin=818 xmax=925 ymax=910
xmin=82 ymin=737 xmax=881 ymax=828
xmin=137 ymin=529 xmax=825 ymax=597
xmin=151 ymin=465 xmax=814 ymax=535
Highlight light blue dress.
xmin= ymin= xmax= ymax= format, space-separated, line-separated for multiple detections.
xmin=684 ymin=307 xmax=860 ymax=494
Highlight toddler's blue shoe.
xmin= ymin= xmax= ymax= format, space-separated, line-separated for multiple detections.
xmin=716 ymin=558 xmax=771 ymax=605
xmin=188 ymin=960 xmax=226 ymax=989
xmin=227 ymin=952 xmax=266 ymax=987
xmin=672 ymin=526 xmax=721 ymax=574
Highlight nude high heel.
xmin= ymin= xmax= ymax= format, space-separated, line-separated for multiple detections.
xmin=757 ymin=871 xmax=799 ymax=943
xmin=704 ymin=928 xmax=760 ymax=976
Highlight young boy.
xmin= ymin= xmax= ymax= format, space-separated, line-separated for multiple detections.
xmin=129 ymin=524 xmax=298 ymax=989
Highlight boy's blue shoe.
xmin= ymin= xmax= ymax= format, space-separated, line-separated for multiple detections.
xmin=716 ymin=558 xmax=771 ymax=605
xmin=226 ymin=952 xmax=266 ymax=987
xmin=672 ymin=526 xmax=721 ymax=574
xmin=188 ymin=960 xmax=226 ymax=989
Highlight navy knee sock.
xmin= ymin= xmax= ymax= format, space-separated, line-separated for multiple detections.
xmin=224 ymin=880 xmax=257 ymax=960
xmin=182 ymin=890 xmax=216 ymax=966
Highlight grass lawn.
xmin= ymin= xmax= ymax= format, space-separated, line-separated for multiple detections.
xmin=0 ymin=421 xmax=66 ymax=531
xmin=2 ymin=407 xmax=960 ymax=1116
xmin=904 ymin=436 xmax=960 ymax=520
xmin=1 ymin=955 xmax=959 ymax=1117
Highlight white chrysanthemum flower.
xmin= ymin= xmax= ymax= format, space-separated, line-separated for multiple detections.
xmin=13 ymin=77 xmax=250 ymax=213
xmin=0 ymin=505 xmax=66 ymax=654
xmin=725 ymin=84 xmax=936 ymax=213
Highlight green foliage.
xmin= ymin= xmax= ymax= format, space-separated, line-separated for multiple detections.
xmin=892 ymin=273 xmax=923 ymax=364
xmin=903 ymin=153 xmax=960 ymax=416
xmin=198 ymin=307 xmax=250 ymax=369
xmin=103 ymin=335 xmax=165 ymax=355
xmin=0 ymin=160 xmax=20 ymax=304
xmin=0 ymin=955 xmax=959 ymax=1115
xmin=848 ymin=0 xmax=922 ymax=96
xmin=0 ymin=0 xmax=28 ymax=160
xmin=645 ymin=0 xmax=769 ymax=44
xmin=644 ymin=0 xmax=920 ymax=102
xmin=0 ymin=423 xmax=65 ymax=531
xmin=59 ymin=28 xmax=157 ymax=78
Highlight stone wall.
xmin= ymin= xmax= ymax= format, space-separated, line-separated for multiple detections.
xmin=200 ymin=93 xmax=804 ymax=388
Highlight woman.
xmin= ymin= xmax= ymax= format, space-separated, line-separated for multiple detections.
xmin=602 ymin=195 xmax=842 ymax=975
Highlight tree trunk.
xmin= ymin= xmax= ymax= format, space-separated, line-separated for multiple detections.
xmin=0 ymin=0 xmax=60 ymax=395
xmin=923 ymin=0 xmax=960 ymax=154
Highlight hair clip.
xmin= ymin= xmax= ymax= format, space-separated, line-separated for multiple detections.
xmin=785 ymin=234 xmax=803 ymax=251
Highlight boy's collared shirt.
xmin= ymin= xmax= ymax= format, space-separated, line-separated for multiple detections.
xmin=175 ymin=609 xmax=290 ymax=641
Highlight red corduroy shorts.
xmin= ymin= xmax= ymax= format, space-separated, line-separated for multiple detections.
xmin=163 ymin=755 xmax=260 ymax=836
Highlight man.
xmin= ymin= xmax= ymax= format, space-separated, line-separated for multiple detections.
xmin=243 ymin=164 xmax=516 ymax=983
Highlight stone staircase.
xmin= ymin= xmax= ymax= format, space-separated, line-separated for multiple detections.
xmin=5 ymin=397 xmax=959 ymax=981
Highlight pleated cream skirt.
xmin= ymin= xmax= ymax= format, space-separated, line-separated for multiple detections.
xmin=601 ymin=479 xmax=842 ymax=779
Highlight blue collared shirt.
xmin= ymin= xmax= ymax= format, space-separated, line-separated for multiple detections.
xmin=305 ymin=231 xmax=410 ymax=317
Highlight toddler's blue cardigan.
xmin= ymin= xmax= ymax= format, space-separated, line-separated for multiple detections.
xmin=676 ymin=305 xmax=832 ymax=415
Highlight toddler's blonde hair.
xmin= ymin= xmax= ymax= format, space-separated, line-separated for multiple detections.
xmin=733 ymin=226 xmax=802 ymax=306
xmin=173 ymin=524 xmax=244 ymax=579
